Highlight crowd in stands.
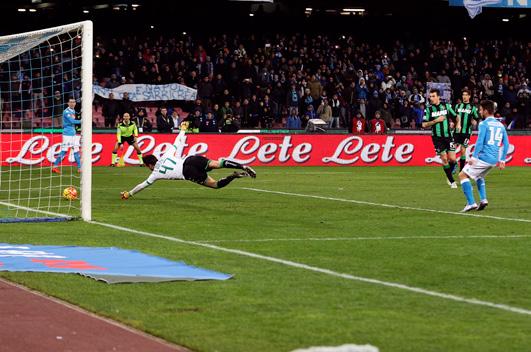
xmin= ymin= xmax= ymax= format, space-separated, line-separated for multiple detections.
xmin=93 ymin=33 xmax=530 ymax=132
xmin=1 ymin=33 xmax=529 ymax=132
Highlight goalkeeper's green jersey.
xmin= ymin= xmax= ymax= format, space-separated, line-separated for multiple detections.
xmin=454 ymin=102 xmax=479 ymax=135
xmin=423 ymin=103 xmax=457 ymax=138
xmin=117 ymin=121 xmax=138 ymax=142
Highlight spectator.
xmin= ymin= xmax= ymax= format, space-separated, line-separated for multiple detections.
xmin=286 ymin=84 xmax=300 ymax=111
xmin=156 ymin=107 xmax=172 ymax=133
xmin=220 ymin=101 xmax=233 ymax=121
xmin=408 ymin=87 xmax=425 ymax=105
xmin=302 ymin=104 xmax=316 ymax=128
xmin=132 ymin=108 xmax=152 ymax=133
xmin=31 ymin=71 xmax=44 ymax=113
xmin=21 ymin=75 xmax=31 ymax=113
xmin=370 ymin=111 xmax=386 ymax=134
xmin=481 ymin=74 xmax=494 ymax=98
xmin=248 ymin=96 xmax=260 ymax=127
xmin=198 ymin=76 xmax=214 ymax=106
xmin=309 ymin=75 xmax=323 ymax=101
xmin=367 ymin=90 xmax=383 ymax=122
xmin=189 ymin=110 xmax=202 ymax=129
xmin=211 ymin=103 xmax=221 ymax=123
xmin=352 ymin=112 xmax=366 ymax=135
xmin=105 ymin=74 xmax=120 ymax=89
xmin=241 ymin=99 xmax=251 ymax=127
xmin=381 ymin=76 xmax=396 ymax=91
xmin=412 ymin=103 xmax=424 ymax=129
xmin=317 ymin=98 xmax=332 ymax=127
xmin=301 ymin=88 xmax=314 ymax=113
xmin=379 ymin=103 xmax=393 ymax=128
xmin=200 ymin=111 xmax=219 ymax=132
xmin=170 ymin=110 xmax=181 ymax=130
xmin=392 ymin=118 xmax=402 ymax=129
xmin=260 ymin=98 xmax=273 ymax=129
xmin=437 ymin=70 xmax=451 ymax=84
xmin=232 ymin=101 xmax=243 ymax=126
xmin=330 ymin=94 xmax=341 ymax=128
xmin=51 ymin=90 xmax=63 ymax=128
xmin=286 ymin=109 xmax=301 ymax=129
xmin=119 ymin=92 xmax=134 ymax=118
xmin=102 ymin=93 xmax=119 ymax=128
xmin=221 ymin=114 xmax=239 ymax=133
xmin=356 ymin=79 xmax=369 ymax=117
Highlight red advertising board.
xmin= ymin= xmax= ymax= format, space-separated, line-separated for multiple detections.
xmin=1 ymin=133 xmax=530 ymax=166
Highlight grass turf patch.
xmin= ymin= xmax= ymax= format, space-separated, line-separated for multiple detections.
xmin=1 ymin=166 xmax=530 ymax=351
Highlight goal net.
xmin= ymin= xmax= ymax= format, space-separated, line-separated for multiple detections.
xmin=0 ymin=21 xmax=92 ymax=223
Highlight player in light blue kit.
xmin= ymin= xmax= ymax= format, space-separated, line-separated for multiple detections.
xmin=52 ymin=98 xmax=82 ymax=174
xmin=458 ymin=100 xmax=509 ymax=212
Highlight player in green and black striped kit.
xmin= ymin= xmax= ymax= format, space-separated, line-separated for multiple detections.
xmin=422 ymin=89 xmax=458 ymax=188
xmin=111 ymin=112 xmax=143 ymax=166
xmin=454 ymin=89 xmax=479 ymax=171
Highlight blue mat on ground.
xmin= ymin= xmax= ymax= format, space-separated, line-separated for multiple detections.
xmin=0 ymin=243 xmax=232 ymax=283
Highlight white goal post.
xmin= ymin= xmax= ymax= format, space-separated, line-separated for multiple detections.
xmin=80 ymin=21 xmax=93 ymax=222
xmin=0 ymin=21 xmax=92 ymax=222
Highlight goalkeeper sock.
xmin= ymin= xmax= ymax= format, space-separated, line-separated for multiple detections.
xmin=112 ymin=153 xmax=117 ymax=164
xmin=443 ymin=164 xmax=455 ymax=183
xmin=219 ymin=158 xmax=243 ymax=169
xmin=461 ymin=178 xmax=476 ymax=205
xmin=459 ymin=155 xmax=466 ymax=171
xmin=54 ymin=151 xmax=66 ymax=166
xmin=73 ymin=152 xmax=81 ymax=169
xmin=476 ymin=178 xmax=487 ymax=201
xmin=137 ymin=153 xmax=143 ymax=164
xmin=216 ymin=174 xmax=238 ymax=189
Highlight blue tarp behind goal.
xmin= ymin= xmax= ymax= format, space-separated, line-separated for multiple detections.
xmin=0 ymin=243 xmax=232 ymax=283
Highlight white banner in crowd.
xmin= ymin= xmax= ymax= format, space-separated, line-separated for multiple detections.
xmin=93 ymin=83 xmax=197 ymax=102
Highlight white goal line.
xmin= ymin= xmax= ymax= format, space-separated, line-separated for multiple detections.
xmin=0 ymin=201 xmax=73 ymax=218
xmin=239 ymin=187 xmax=531 ymax=223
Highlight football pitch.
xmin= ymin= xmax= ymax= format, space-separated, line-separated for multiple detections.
xmin=1 ymin=166 xmax=531 ymax=352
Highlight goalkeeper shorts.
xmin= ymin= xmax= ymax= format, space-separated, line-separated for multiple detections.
xmin=182 ymin=156 xmax=210 ymax=184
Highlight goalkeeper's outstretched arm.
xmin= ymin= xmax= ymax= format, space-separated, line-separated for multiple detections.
xmin=121 ymin=179 xmax=155 ymax=199
xmin=160 ymin=125 xmax=188 ymax=159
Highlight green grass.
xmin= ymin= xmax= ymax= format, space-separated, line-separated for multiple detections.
xmin=1 ymin=166 xmax=531 ymax=352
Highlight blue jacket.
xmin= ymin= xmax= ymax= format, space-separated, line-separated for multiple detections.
xmin=286 ymin=115 xmax=301 ymax=129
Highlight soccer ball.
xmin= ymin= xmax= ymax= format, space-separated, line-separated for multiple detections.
xmin=63 ymin=186 xmax=78 ymax=201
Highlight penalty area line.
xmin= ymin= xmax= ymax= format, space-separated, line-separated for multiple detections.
xmin=90 ymin=220 xmax=531 ymax=317
xmin=239 ymin=187 xmax=531 ymax=223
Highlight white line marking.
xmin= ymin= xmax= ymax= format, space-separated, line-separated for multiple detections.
xmin=240 ymin=188 xmax=531 ymax=223
xmin=196 ymin=234 xmax=531 ymax=243
xmin=90 ymin=220 xmax=531 ymax=317
xmin=0 ymin=201 xmax=72 ymax=218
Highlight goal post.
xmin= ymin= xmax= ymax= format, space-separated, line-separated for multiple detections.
xmin=80 ymin=21 xmax=92 ymax=222
xmin=0 ymin=21 xmax=92 ymax=223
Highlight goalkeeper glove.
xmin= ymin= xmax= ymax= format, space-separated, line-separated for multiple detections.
xmin=120 ymin=191 xmax=131 ymax=200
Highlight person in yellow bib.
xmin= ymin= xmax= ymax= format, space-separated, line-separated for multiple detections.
xmin=111 ymin=112 xmax=143 ymax=167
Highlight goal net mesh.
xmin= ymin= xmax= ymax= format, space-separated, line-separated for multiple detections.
xmin=0 ymin=23 xmax=90 ymax=222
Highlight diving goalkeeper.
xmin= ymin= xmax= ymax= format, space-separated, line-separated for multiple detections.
xmin=120 ymin=126 xmax=256 ymax=199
